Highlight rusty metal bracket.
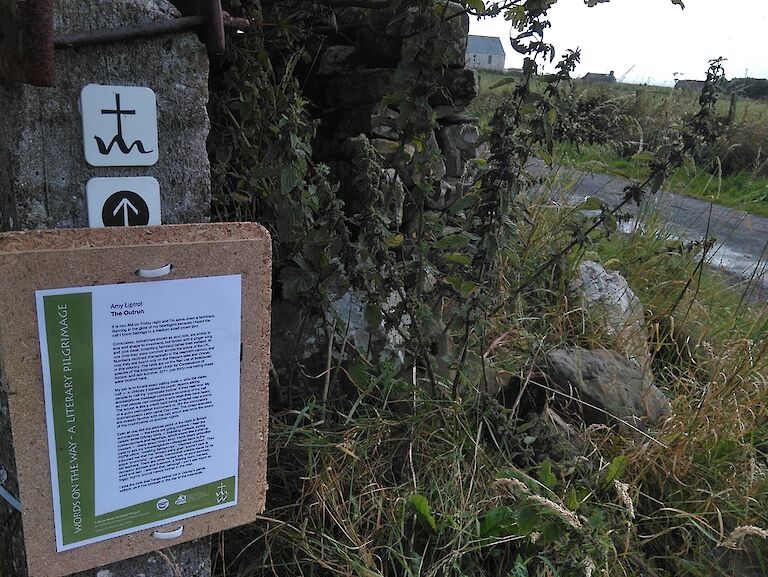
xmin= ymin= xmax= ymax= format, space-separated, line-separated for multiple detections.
xmin=0 ymin=0 xmax=249 ymax=86
xmin=54 ymin=0 xmax=250 ymax=55
xmin=0 ymin=0 xmax=54 ymax=86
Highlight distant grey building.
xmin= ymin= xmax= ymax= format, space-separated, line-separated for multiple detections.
xmin=582 ymin=71 xmax=616 ymax=84
xmin=675 ymin=79 xmax=707 ymax=92
xmin=465 ymin=35 xmax=505 ymax=71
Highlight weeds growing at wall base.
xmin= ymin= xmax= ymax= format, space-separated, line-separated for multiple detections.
xmin=213 ymin=186 xmax=768 ymax=577
xmin=210 ymin=2 xmax=768 ymax=575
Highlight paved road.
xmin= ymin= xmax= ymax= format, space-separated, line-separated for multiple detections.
xmin=535 ymin=162 xmax=768 ymax=302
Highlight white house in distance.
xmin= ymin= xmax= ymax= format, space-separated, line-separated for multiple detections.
xmin=465 ymin=35 xmax=505 ymax=71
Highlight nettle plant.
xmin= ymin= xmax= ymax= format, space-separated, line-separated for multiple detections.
xmin=206 ymin=1 xmax=759 ymax=576
xmin=210 ymin=0 xmax=721 ymax=397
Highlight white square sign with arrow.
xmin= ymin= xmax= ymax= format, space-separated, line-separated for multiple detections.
xmin=86 ymin=177 xmax=162 ymax=228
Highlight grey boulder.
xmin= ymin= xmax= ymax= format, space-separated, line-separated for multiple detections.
xmin=545 ymin=347 xmax=671 ymax=425
xmin=570 ymin=260 xmax=651 ymax=367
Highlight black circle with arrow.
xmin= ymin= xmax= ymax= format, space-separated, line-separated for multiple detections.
xmin=102 ymin=190 xmax=150 ymax=226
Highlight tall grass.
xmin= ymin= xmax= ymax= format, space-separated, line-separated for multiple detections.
xmin=214 ymin=181 xmax=768 ymax=577
xmin=590 ymin=207 xmax=768 ymax=576
xmin=467 ymin=73 xmax=768 ymax=217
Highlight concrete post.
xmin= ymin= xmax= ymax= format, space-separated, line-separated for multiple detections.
xmin=0 ymin=0 xmax=212 ymax=575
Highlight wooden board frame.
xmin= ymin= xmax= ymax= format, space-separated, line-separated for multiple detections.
xmin=0 ymin=223 xmax=271 ymax=577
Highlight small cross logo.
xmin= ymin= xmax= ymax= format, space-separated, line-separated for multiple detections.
xmin=80 ymin=84 xmax=159 ymax=167
xmin=94 ymin=93 xmax=153 ymax=156
xmin=216 ymin=482 xmax=229 ymax=504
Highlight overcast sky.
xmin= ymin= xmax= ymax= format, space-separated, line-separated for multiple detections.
xmin=469 ymin=0 xmax=768 ymax=85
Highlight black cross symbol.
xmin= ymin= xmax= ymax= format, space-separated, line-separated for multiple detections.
xmin=100 ymin=93 xmax=135 ymax=141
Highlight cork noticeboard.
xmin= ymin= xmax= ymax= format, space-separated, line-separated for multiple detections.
xmin=0 ymin=223 xmax=271 ymax=577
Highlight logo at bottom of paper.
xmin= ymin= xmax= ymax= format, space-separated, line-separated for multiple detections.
xmin=156 ymin=498 xmax=170 ymax=511
xmin=215 ymin=481 xmax=230 ymax=504
xmin=174 ymin=494 xmax=187 ymax=506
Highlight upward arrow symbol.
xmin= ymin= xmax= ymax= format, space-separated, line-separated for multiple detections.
xmin=113 ymin=197 xmax=139 ymax=226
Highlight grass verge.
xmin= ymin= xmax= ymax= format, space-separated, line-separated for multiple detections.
xmin=214 ymin=187 xmax=768 ymax=577
xmin=555 ymin=142 xmax=768 ymax=218
xmin=467 ymin=71 xmax=768 ymax=218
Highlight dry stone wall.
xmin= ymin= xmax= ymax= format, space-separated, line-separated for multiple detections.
xmin=305 ymin=3 xmax=481 ymax=204
xmin=269 ymin=4 xmax=484 ymax=406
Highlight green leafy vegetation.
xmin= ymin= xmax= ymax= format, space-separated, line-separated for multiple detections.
xmin=469 ymin=69 xmax=768 ymax=216
xmin=208 ymin=0 xmax=768 ymax=575
xmin=215 ymin=188 xmax=768 ymax=577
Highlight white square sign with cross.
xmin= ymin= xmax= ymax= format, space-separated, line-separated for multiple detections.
xmin=80 ymin=84 xmax=159 ymax=167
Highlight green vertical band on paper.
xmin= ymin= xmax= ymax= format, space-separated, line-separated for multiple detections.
xmin=43 ymin=293 xmax=95 ymax=545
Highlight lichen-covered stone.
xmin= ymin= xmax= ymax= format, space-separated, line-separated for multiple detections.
xmin=437 ymin=123 xmax=480 ymax=177
xmin=371 ymin=138 xmax=402 ymax=158
xmin=439 ymin=114 xmax=480 ymax=126
xmin=356 ymin=7 xmax=416 ymax=67
xmin=371 ymin=132 xmax=445 ymax=186
xmin=545 ymin=347 xmax=671 ymax=426
xmin=320 ymin=104 xmax=376 ymax=140
xmin=319 ymin=103 xmax=399 ymax=141
xmin=324 ymin=69 xmax=395 ymax=108
xmin=570 ymin=261 xmax=651 ymax=366
xmin=403 ymin=2 xmax=468 ymax=69
xmin=434 ymin=68 xmax=479 ymax=107
xmin=382 ymin=168 xmax=405 ymax=228
xmin=422 ymin=131 xmax=447 ymax=181
xmin=439 ymin=123 xmax=480 ymax=152
xmin=357 ymin=3 xmax=468 ymax=69
xmin=371 ymin=106 xmax=400 ymax=140
xmin=270 ymin=290 xmax=407 ymax=408
xmin=316 ymin=45 xmax=359 ymax=75
xmin=434 ymin=105 xmax=471 ymax=120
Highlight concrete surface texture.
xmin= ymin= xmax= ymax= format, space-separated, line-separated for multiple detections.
xmin=0 ymin=0 xmax=210 ymax=231
xmin=0 ymin=0 xmax=212 ymax=575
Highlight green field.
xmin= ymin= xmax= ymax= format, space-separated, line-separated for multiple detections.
xmin=468 ymin=70 xmax=768 ymax=217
